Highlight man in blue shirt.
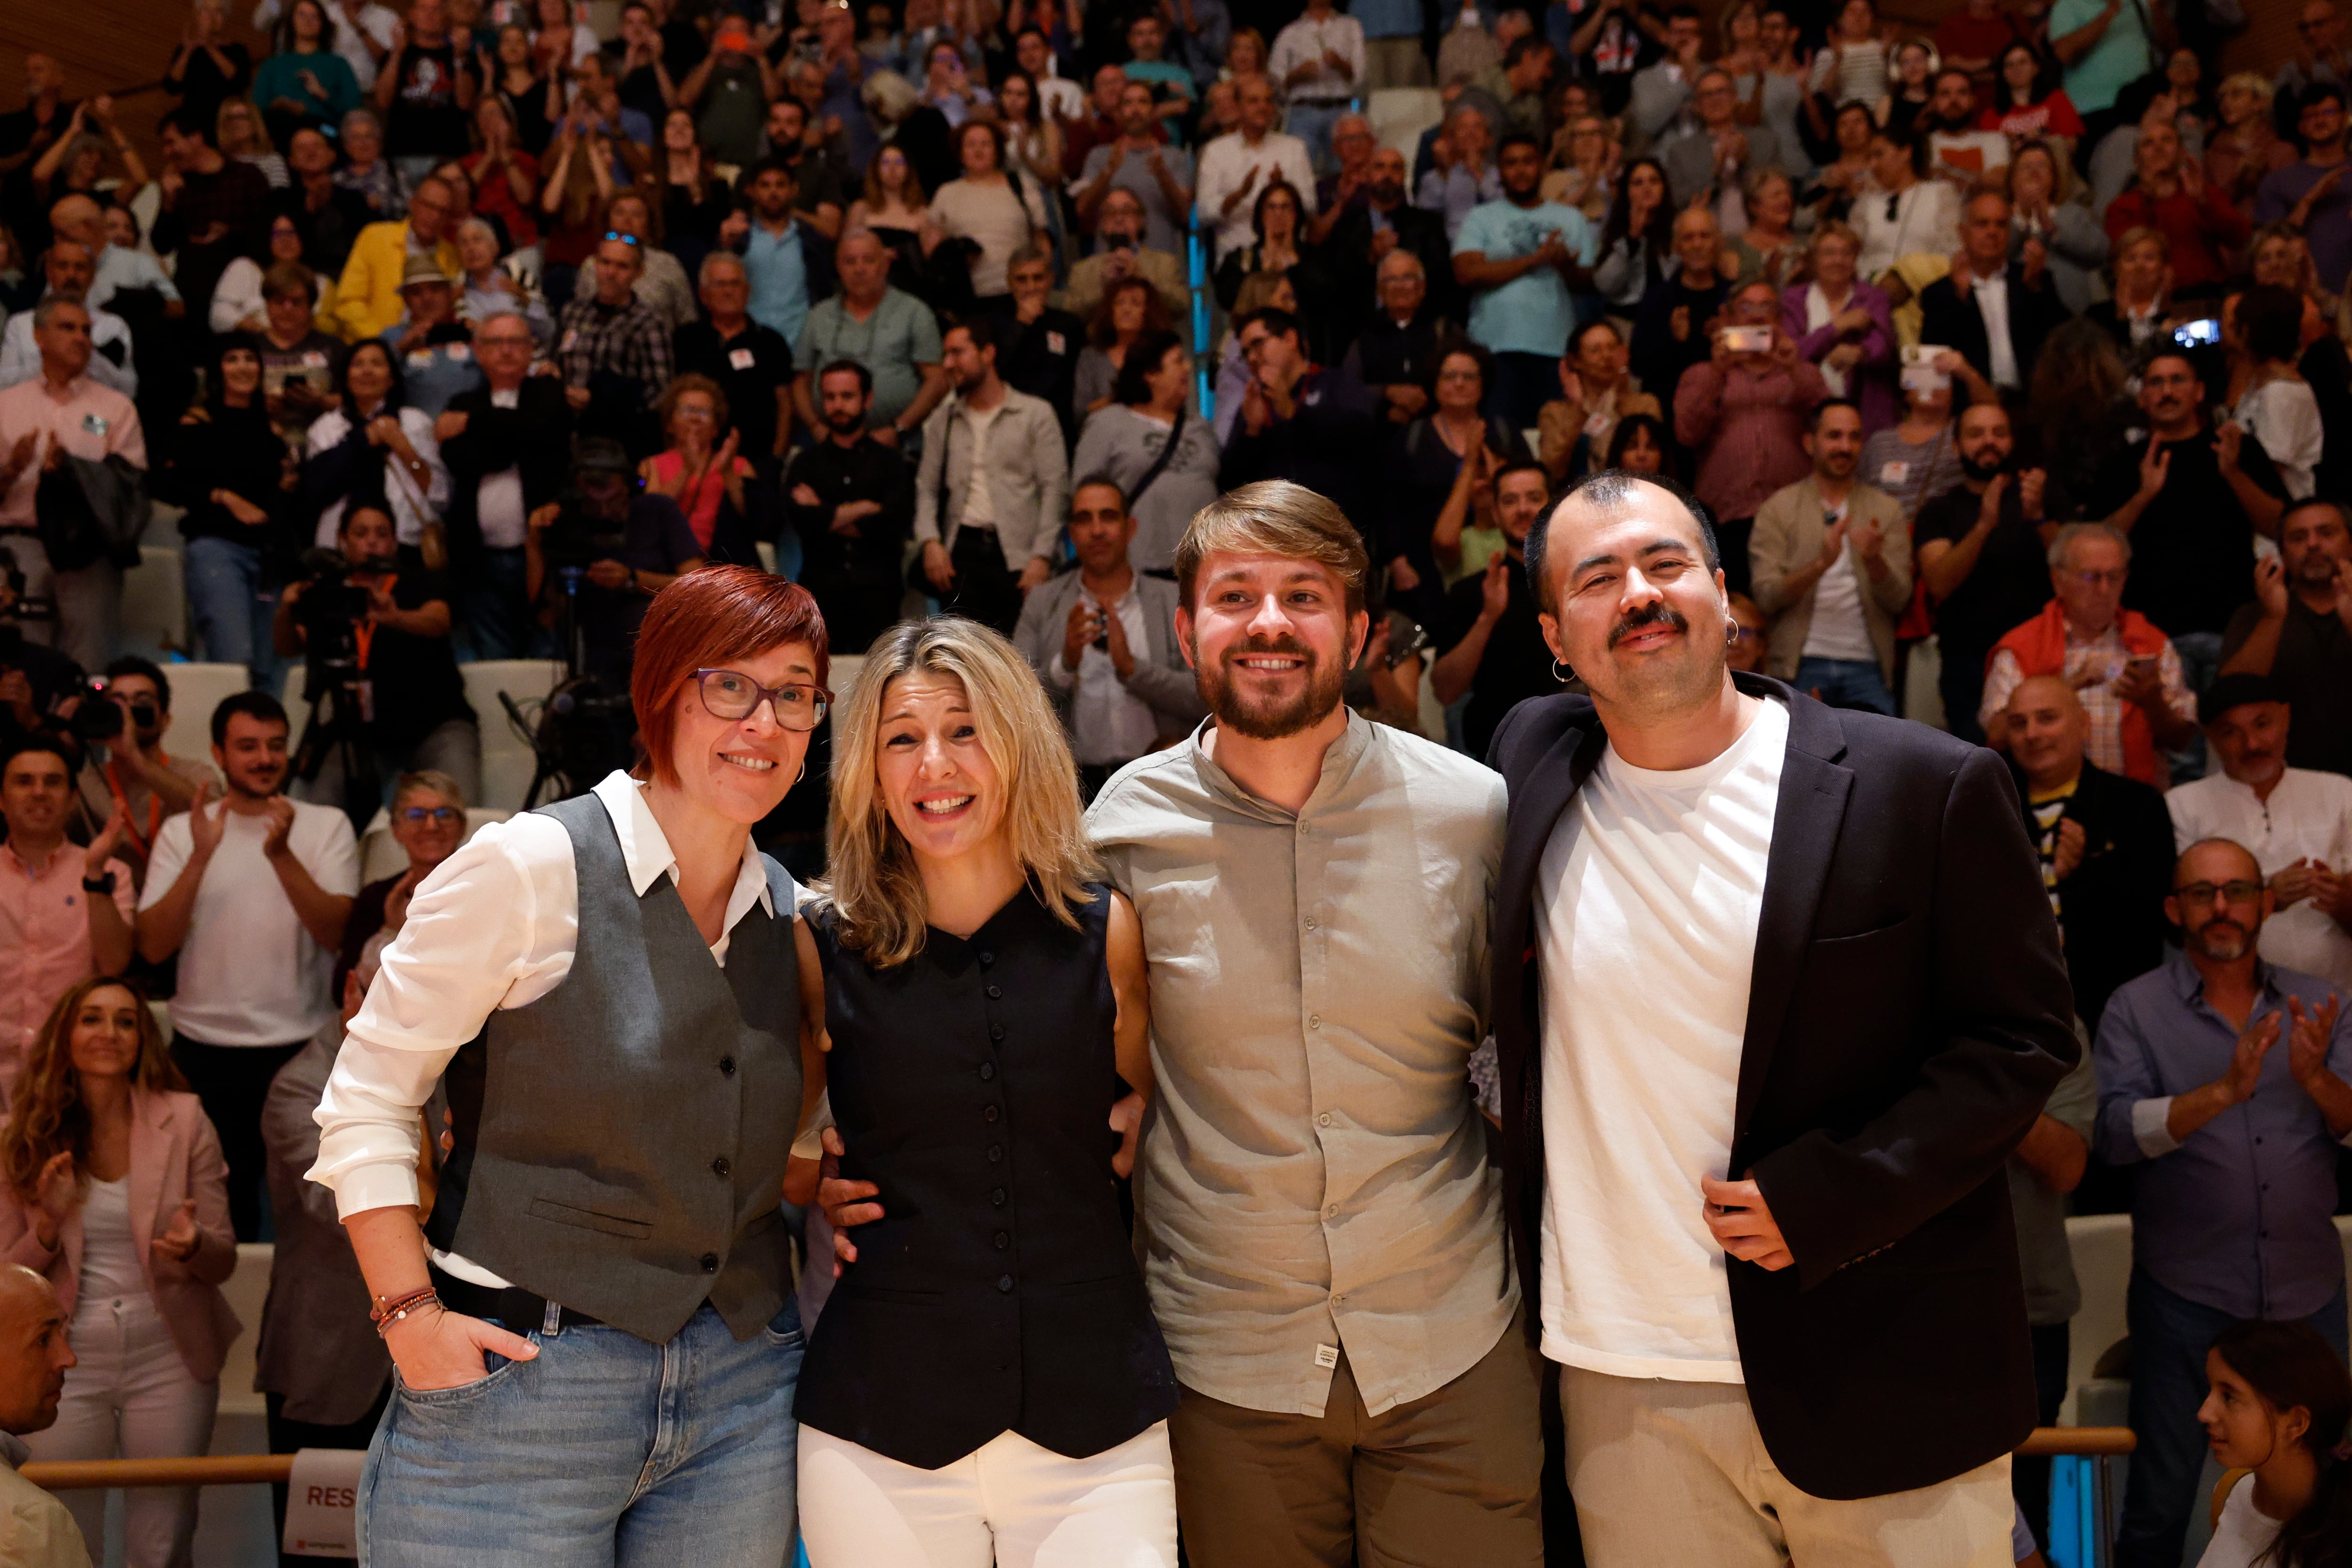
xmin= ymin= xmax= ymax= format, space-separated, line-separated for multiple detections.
xmin=2094 ymin=836 xmax=2352 ymax=1568
xmin=1452 ymin=134 xmax=1595 ymax=429
xmin=720 ymin=158 xmax=824 ymax=350
xmin=1357 ymin=0 xmax=1430 ymax=90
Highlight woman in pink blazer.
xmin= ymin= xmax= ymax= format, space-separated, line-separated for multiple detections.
xmin=0 ymin=975 xmax=239 ymax=1568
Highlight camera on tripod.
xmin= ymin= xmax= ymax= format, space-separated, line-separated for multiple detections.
xmin=68 ymin=680 xmax=158 ymax=744
xmin=292 ymin=548 xmax=379 ymax=661
xmin=535 ymin=497 xmax=631 ymax=575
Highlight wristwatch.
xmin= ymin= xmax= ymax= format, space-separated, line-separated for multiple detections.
xmin=83 ymin=869 xmax=117 ymax=895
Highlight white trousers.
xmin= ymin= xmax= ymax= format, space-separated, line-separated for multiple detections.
xmin=24 ymin=1295 xmax=219 ymax=1568
xmin=799 ymin=1421 xmax=1178 ymax=1568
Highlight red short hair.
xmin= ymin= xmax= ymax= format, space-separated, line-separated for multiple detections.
xmin=630 ymin=566 xmax=830 ymax=786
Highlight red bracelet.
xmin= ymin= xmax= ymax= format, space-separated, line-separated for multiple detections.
xmin=370 ymin=1286 xmax=441 ymax=1336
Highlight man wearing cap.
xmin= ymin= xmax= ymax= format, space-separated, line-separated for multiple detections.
xmin=2166 ymin=673 xmax=2352 ymax=993
xmin=381 ymin=255 xmax=482 ymax=418
xmin=334 ymin=173 xmax=464 ymax=342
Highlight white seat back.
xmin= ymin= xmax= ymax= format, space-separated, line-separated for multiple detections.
xmin=119 ymin=546 xmax=187 ymax=658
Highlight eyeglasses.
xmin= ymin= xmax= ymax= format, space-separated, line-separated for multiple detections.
xmin=2175 ymin=879 xmax=2264 ymax=906
xmin=602 ymin=231 xmax=642 ymax=245
xmin=2065 ymin=568 xmax=2127 ymax=586
xmin=694 ymin=669 xmax=831 ymax=730
xmin=399 ymin=805 xmax=462 ymax=824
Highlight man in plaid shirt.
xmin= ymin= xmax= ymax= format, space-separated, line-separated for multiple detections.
xmin=554 ymin=234 xmax=672 ymax=450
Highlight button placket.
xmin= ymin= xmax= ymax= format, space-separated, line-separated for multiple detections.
xmin=977 ymin=947 xmax=1014 ymax=1297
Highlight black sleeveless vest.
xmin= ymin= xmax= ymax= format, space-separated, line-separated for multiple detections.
xmin=795 ymin=885 xmax=1177 ymax=1468
xmin=429 ymin=794 xmax=802 ymax=1344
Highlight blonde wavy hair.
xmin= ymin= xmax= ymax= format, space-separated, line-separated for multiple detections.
xmin=818 ymin=617 xmax=1100 ymax=967
xmin=2 ymin=976 xmax=187 ymax=1201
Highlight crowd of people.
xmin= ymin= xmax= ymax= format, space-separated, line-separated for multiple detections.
xmin=0 ymin=0 xmax=2350 ymax=1564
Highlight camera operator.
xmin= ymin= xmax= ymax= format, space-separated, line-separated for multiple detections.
xmin=69 ymin=656 xmax=215 ymax=891
xmin=272 ymin=503 xmax=480 ymax=821
xmin=0 ymin=575 xmax=83 ymax=752
xmin=523 ymin=437 xmax=704 ymax=689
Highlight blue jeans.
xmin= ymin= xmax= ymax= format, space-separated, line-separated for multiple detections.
xmin=2114 ymin=1271 xmax=2349 ymax=1568
xmin=2163 ymin=628 xmax=2225 ymax=781
xmin=460 ymin=546 xmax=541 ymax=661
xmin=1285 ymin=101 xmax=1350 ymax=175
xmin=1792 ymin=655 xmax=1896 ymax=715
xmin=360 ymin=1302 xmax=804 ymax=1567
xmin=184 ymin=534 xmax=275 ymax=687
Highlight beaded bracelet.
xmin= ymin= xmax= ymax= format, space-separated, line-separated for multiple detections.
xmin=370 ymin=1286 xmax=441 ymax=1337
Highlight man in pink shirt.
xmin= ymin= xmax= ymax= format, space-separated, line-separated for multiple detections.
xmin=0 ymin=736 xmax=133 ymax=1097
xmin=0 ymin=298 xmax=146 ymax=671
xmin=1674 ymin=279 xmax=1830 ymax=598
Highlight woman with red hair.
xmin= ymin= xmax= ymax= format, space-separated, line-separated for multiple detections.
xmin=310 ymin=565 xmax=833 ymax=1563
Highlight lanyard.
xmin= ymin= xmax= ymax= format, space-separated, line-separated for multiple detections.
xmin=102 ymin=757 xmax=164 ymax=860
xmin=352 ymin=572 xmax=394 ymax=671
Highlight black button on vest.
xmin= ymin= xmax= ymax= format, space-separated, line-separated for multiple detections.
xmin=796 ymin=888 xmax=1176 ymax=1470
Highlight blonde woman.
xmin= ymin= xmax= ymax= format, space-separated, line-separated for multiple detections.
xmin=796 ymin=617 xmax=1176 ymax=1568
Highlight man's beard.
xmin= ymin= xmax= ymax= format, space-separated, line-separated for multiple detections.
xmin=825 ymin=410 xmax=864 ymax=436
xmin=1959 ymin=448 xmax=2010 ymax=482
xmin=1196 ymin=634 xmax=1346 ymax=740
xmin=2292 ymin=550 xmax=2344 ymax=589
xmin=1368 ymin=178 xmax=1404 ymax=205
xmin=2186 ymin=917 xmax=2254 ymax=963
xmin=1933 ymin=107 xmax=1973 ymax=133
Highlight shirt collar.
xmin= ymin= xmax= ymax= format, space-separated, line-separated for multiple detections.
xmin=1185 ymin=708 xmax=1374 ymax=825
xmin=589 ymin=770 xmax=778 ymax=923
xmin=2163 ymin=945 xmax=2284 ymax=1010
xmin=0 ymin=1432 xmax=25 ymax=1469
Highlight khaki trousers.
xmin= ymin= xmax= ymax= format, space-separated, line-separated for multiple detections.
xmin=1561 ymin=1365 xmax=2014 ymax=1568
xmin=1168 ymin=1312 xmax=1545 ymax=1568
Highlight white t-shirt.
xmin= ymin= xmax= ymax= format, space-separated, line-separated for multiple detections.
xmin=958 ymin=401 xmax=1004 ymax=527
xmin=1537 ymin=694 xmax=1788 ymax=1381
xmin=2195 ymin=1477 xmax=2281 ymax=1568
xmin=140 ymin=799 xmax=360 ymax=1047
xmin=75 ymin=1176 xmax=149 ymax=1307
xmin=2166 ymin=767 xmax=2352 ymax=991
xmin=2233 ymin=378 xmax=2324 ymax=501
xmin=1801 ymin=498 xmax=1877 ymax=663
xmin=1930 ymin=129 xmax=2012 ymax=183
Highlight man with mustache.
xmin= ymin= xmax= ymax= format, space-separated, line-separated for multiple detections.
xmin=1081 ymin=480 xmax=1544 ymax=1565
xmin=1486 ymin=470 xmax=2075 ymax=1563
xmin=2165 ymin=673 xmax=2352 ymax=993
xmin=2093 ymin=836 xmax=2352 ymax=1568
xmin=2219 ymin=498 xmax=2352 ymax=777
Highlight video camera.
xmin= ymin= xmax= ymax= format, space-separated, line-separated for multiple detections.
xmin=68 ymin=680 xmax=158 ymax=744
xmin=538 ymin=438 xmax=638 ymax=574
xmin=292 ymin=547 xmax=381 ymax=661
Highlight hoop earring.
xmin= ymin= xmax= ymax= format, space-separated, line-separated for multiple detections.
xmin=795 ymin=761 xmax=807 ymax=785
xmin=1550 ymin=658 xmax=1573 ymax=685
xmin=1726 ymin=620 xmax=1740 ymax=645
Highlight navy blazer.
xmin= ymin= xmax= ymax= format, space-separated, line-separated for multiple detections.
xmin=1485 ymin=673 xmax=2077 ymax=1499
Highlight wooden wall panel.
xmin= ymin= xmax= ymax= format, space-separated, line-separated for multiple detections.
xmin=0 ymin=0 xmax=267 ymax=168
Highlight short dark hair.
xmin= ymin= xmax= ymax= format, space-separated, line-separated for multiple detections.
xmin=1234 ymin=305 xmax=1300 ymax=343
xmin=943 ymin=313 xmax=1001 ymax=355
xmin=1932 ymin=66 xmax=1975 ymax=94
xmin=2141 ymin=348 xmax=2201 ymax=385
xmin=0 ymin=736 xmax=72 ymax=780
xmin=817 ymin=357 xmax=873 ymax=396
xmin=1808 ymin=397 xmax=1862 ymax=432
xmin=211 ymin=690 xmax=290 ymax=749
xmin=749 ymin=154 xmax=798 ymax=188
xmin=1496 ymin=132 xmax=1544 ymax=163
xmin=1494 ymin=458 xmax=1550 ymax=498
xmin=1070 ymin=473 xmax=1128 ymax=511
xmin=2301 ymin=80 xmax=2348 ymax=122
xmin=1526 ymin=470 xmax=1721 ymax=612
xmin=1502 ymin=35 xmax=1549 ymax=70
xmin=1870 ymin=126 xmax=1929 ymax=177
xmin=161 ymin=107 xmax=216 ymax=145
xmin=102 ymin=655 xmax=171 ymax=713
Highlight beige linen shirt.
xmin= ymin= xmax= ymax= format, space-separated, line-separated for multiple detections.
xmin=0 ymin=1433 xmax=93 ymax=1568
xmin=1087 ymin=712 xmax=1516 ymax=1418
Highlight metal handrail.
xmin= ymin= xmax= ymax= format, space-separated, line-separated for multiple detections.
xmin=24 ymin=1454 xmax=297 ymax=1490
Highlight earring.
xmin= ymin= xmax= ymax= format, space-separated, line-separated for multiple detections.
xmin=795 ymin=761 xmax=807 ymax=785
xmin=1550 ymin=658 xmax=1573 ymax=684
xmin=1726 ymin=620 xmax=1740 ymax=645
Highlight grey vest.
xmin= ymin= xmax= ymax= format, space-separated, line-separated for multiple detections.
xmin=429 ymin=794 xmax=801 ymax=1344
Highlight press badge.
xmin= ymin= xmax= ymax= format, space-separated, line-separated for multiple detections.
xmin=1046 ymin=331 xmax=1066 ymax=356
xmin=1879 ymin=461 xmax=1909 ymax=486
xmin=407 ymin=351 xmax=433 ymax=369
xmin=1582 ymin=410 xmax=1612 ymax=438
xmin=559 ymin=328 xmax=579 ymax=353
xmin=1314 ymin=1345 xmax=1339 ymax=1369
xmin=81 ymin=413 xmax=107 ymax=436
xmin=729 ymin=347 xmax=756 ymax=370
xmin=446 ymin=343 xmax=471 ymax=361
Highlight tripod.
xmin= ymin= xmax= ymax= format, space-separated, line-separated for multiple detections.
xmin=511 ymin=565 xmax=636 ymax=808
xmin=290 ymin=651 xmax=381 ymax=834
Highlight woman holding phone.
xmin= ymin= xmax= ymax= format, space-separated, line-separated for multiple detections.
xmin=795 ymin=617 xmax=1177 ymax=1566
